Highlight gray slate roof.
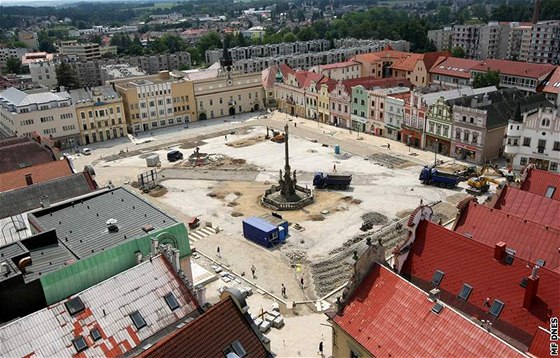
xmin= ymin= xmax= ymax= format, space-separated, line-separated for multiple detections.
xmin=447 ymin=89 xmax=554 ymax=129
xmin=0 ymin=172 xmax=96 ymax=219
xmin=0 ymin=137 xmax=56 ymax=174
xmin=69 ymin=85 xmax=120 ymax=105
xmin=29 ymin=187 xmax=178 ymax=259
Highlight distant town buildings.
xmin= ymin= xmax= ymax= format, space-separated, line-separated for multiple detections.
xmin=432 ymin=20 xmax=560 ymax=64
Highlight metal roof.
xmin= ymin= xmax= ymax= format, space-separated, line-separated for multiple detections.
xmin=0 ymin=87 xmax=71 ymax=107
xmin=0 ymin=229 xmax=76 ymax=284
xmin=30 ymin=187 xmax=178 ymax=259
xmin=0 ymin=255 xmax=199 ymax=357
xmin=243 ymin=217 xmax=277 ymax=233
xmin=334 ymin=263 xmax=524 ymax=357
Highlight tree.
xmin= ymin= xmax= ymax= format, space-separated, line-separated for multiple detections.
xmin=5 ymin=57 xmax=22 ymax=74
xmin=56 ymin=62 xmax=80 ymax=90
xmin=451 ymin=46 xmax=466 ymax=58
xmin=197 ymin=31 xmax=222 ymax=61
xmin=473 ymin=70 xmax=500 ymax=89
xmin=282 ymin=32 xmax=297 ymax=43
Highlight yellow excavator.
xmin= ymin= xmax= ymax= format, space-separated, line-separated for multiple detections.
xmin=466 ymin=176 xmax=503 ymax=195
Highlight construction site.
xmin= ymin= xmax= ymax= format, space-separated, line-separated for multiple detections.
xmin=73 ymin=111 xmax=511 ymax=356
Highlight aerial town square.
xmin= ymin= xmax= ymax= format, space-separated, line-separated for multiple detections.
xmin=0 ymin=0 xmax=559 ymax=357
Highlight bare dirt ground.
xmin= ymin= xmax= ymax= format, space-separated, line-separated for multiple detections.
xmin=205 ymin=181 xmax=352 ymax=223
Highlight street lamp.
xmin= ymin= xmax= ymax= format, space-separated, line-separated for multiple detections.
xmin=434 ymin=139 xmax=439 ymax=166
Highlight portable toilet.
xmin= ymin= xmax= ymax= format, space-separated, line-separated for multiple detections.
xmin=334 ymin=144 xmax=340 ymax=154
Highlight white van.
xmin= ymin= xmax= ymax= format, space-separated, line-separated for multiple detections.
xmin=81 ymin=148 xmax=91 ymax=155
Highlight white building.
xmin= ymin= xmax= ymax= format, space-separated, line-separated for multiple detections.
xmin=0 ymin=88 xmax=79 ymax=148
xmin=505 ymin=106 xmax=560 ymax=172
xmin=29 ymin=61 xmax=58 ymax=89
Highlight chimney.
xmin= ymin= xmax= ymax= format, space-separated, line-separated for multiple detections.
xmin=150 ymin=238 xmax=159 ymax=255
xmin=532 ymin=0 xmax=541 ymax=24
xmin=494 ymin=242 xmax=506 ymax=261
xmin=25 ymin=174 xmax=33 ymax=186
xmin=40 ymin=195 xmax=50 ymax=208
xmin=471 ymin=96 xmax=478 ymax=108
xmin=523 ymin=266 xmax=540 ymax=309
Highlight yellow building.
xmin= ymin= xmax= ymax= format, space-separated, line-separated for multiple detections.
xmin=112 ymin=71 xmax=196 ymax=134
xmin=70 ymin=86 xmax=127 ymax=144
xmin=182 ymin=63 xmax=264 ymax=120
xmin=317 ymin=82 xmax=333 ymax=123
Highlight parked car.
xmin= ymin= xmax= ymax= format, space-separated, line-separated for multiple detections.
xmin=167 ymin=150 xmax=183 ymax=162
xmin=81 ymin=148 xmax=91 ymax=155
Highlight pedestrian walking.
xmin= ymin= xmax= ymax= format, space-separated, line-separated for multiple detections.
xmin=281 ymin=283 xmax=286 ymax=297
xmin=216 ymin=246 xmax=221 ymax=258
xmin=333 ymin=164 xmax=337 ymax=172
xmin=251 ymin=264 xmax=256 ymax=278
xmin=387 ymin=143 xmax=391 ymax=150
xmin=294 ymin=122 xmax=297 ymax=127
xmin=225 ymin=134 xmax=228 ymax=141
xmin=300 ymin=276 xmax=304 ymax=288
xmin=318 ymin=341 xmax=324 ymax=355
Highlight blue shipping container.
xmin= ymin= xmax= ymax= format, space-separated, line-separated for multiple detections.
xmin=243 ymin=217 xmax=282 ymax=248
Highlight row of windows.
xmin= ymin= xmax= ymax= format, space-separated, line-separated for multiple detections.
xmin=40 ymin=116 xmax=54 ymax=123
xmin=80 ymin=107 xmax=121 ymax=119
xmin=520 ymin=157 xmax=559 ymax=171
xmin=61 ymin=113 xmax=74 ymax=120
xmin=63 ymin=125 xmax=76 ymax=131
xmin=137 ymin=89 xmax=170 ymax=98
xmin=200 ymin=92 xmax=260 ymax=107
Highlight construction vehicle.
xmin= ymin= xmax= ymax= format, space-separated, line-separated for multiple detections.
xmin=270 ymin=132 xmax=285 ymax=143
xmin=466 ymin=176 xmax=502 ymax=195
xmin=313 ymin=172 xmax=352 ymax=189
xmin=419 ymin=166 xmax=462 ymax=188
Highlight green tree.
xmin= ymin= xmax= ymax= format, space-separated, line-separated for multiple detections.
xmin=187 ymin=47 xmax=202 ymax=66
xmin=282 ymin=32 xmax=297 ymax=43
xmin=197 ymin=31 xmax=222 ymax=61
xmin=5 ymin=57 xmax=22 ymax=74
xmin=473 ymin=70 xmax=500 ymax=89
xmin=451 ymin=46 xmax=466 ymax=58
xmin=56 ymin=62 xmax=80 ymax=90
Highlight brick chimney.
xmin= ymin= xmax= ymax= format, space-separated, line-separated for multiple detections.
xmin=25 ymin=173 xmax=33 ymax=186
xmin=523 ymin=266 xmax=540 ymax=309
xmin=532 ymin=0 xmax=542 ymax=24
xmin=494 ymin=242 xmax=506 ymax=261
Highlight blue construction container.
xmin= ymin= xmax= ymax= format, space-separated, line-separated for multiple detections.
xmin=334 ymin=144 xmax=340 ymax=154
xmin=243 ymin=217 xmax=284 ymax=248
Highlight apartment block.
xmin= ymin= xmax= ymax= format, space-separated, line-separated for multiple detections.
xmin=452 ymin=25 xmax=481 ymax=59
xmin=0 ymin=88 xmax=79 ymax=148
xmin=29 ymin=61 xmax=58 ymax=89
xmin=113 ymin=71 xmax=196 ymax=134
xmin=428 ymin=27 xmax=453 ymax=51
xmin=61 ymin=51 xmax=191 ymax=87
xmin=69 ymin=85 xmax=127 ymax=144
xmin=59 ymin=41 xmax=102 ymax=61
xmin=309 ymin=60 xmax=361 ymax=81
xmin=507 ymin=23 xmax=532 ymax=61
xmin=0 ymin=47 xmax=29 ymax=71
xmin=479 ymin=22 xmax=510 ymax=60
xmin=205 ymin=40 xmax=331 ymax=64
xmin=525 ymin=20 xmax=560 ymax=65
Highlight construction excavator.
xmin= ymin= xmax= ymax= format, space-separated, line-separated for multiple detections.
xmin=466 ymin=176 xmax=503 ymax=195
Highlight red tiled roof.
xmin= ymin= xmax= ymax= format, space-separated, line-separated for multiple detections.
xmin=429 ymin=57 xmax=481 ymax=79
xmin=402 ymin=220 xmax=560 ymax=347
xmin=294 ymin=70 xmax=324 ymax=89
xmin=320 ymin=60 xmax=358 ymax=70
xmin=391 ymin=53 xmax=423 ymax=71
xmin=353 ymin=49 xmax=410 ymax=64
xmin=0 ymin=159 xmax=73 ymax=192
xmin=341 ymin=76 xmax=411 ymax=94
xmin=528 ymin=327 xmax=554 ymax=358
xmin=542 ymin=67 xmax=560 ymax=94
xmin=493 ymin=185 xmax=560 ymax=231
xmin=334 ymin=263 xmax=523 ymax=357
xmin=454 ymin=201 xmax=560 ymax=272
xmin=520 ymin=167 xmax=560 ymax=201
xmin=140 ymin=296 xmax=269 ymax=358
xmin=471 ymin=59 xmax=556 ymax=79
